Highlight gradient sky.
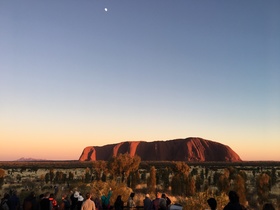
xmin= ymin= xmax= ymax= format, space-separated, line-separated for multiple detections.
xmin=0 ymin=0 xmax=279 ymax=161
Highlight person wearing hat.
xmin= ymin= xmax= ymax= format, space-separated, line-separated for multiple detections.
xmin=143 ymin=194 xmax=152 ymax=210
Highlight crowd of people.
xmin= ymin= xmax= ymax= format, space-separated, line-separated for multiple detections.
xmin=206 ymin=190 xmax=276 ymax=210
xmin=0 ymin=189 xmax=277 ymax=210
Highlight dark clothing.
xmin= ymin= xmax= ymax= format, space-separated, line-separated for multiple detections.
xmin=23 ymin=195 xmax=37 ymax=210
xmin=223 ymin=202 xmax=246 ymax=210
xmin=158 ymin=198 xmax=166 ymax=210
xmin=152 ymin=198 xmax=160 ymax=210
xmin=77 ymin=201 xmax=83 ymax=210
xmin=143 ymin=198 xmax=152 ymax=210
xmin=70 ymin=195 xmax=78 ymax=210
xmin=40 ymin=198 xmax=52 ymax=210
xmin=114 ymin=198 xmax=124 ymax=210
xmin=59 ymin=199 xmax=70 ymax=210
xmin=93 ymin=198 xmax=102 ymax=210
xmin=8 ymin=194 xmax=20 ymax=210
xmin=1 ymin=199 xmax=9 ymax=210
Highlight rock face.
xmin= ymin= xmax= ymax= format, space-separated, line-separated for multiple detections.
xmin=79 ymin=137 xmax=242 ymax=162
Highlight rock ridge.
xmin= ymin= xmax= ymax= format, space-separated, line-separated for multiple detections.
xmin=79 ymin=137 xmax=241 ymax=162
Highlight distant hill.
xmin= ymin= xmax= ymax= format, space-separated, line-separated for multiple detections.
xmin=79 ymin=137 xmax=242 ymax=162
xmin=16 ymin=157 xmax=46 ymax=161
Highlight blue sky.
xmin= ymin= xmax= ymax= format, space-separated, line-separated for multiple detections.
xmin=0 ymin=0 xmax=279 ymax=161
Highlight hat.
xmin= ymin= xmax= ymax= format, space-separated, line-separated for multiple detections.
xmin=78 ymin=195 xmax=84 ymax=201
xmin=145 ymin=194 xmax=150 ymax=198
xmin=74 ymin=191 xmax=79 ymax=198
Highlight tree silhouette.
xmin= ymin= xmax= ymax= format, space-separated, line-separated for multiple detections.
xmin=92 ymin=161 xmax=108 ymax=181
xmin=108 ymin=153 xmax=141 ymax=183
xmin=0 ymin=168 xmax=5 ymax=187
xmin=256 ymin=172 xmax=270 ymax=205
xmin=147 ymin=166 xmax=156 ymax=194
xmin=171 ymin=162 xmax=190 ymax=196
xmin=233 ymin=173 xmax=247 ymax=206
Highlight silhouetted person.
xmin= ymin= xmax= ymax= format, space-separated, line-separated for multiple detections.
xmin=77 ymin=194 xmax=84 ymax=210
xmin=207 ymin=198 xmax=217 ymax=210
xmin=58 ymin=194 xmax=70 ymax=210
xmin=93 ymin=197 xmax=102 ymax=210
xmin=262 ymin=203 xmax=275 ymax=210
xmin=8 ymin=190 xmax=20 ymax=210
xmin=223 ymin=191 xmax=246 ymax=210
xmin=70 ymin=192 xmax=79 ymax=210
xmin=152 ymin=192 xmax=161 ymax=210
xmin=49 ymin=194 xmax=58 ymax=210
xmin=23 ymin=192 xmax=37 ymax=210
xmin=1 ymin=193 xmax=10 ymax=210
xmin=40 ymin=192 xmax=52 ymax=210
xmin=143 ymin=194 xmax=152 ymax=210
xmin=114 ymin=195 xmax=124 ymax=210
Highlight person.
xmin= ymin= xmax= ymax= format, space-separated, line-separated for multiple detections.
xmin=158 ymin=194 xmax=167 ymax=210
xmin=262 ymin=203 xmax=275 ymax=210
xmin=1 ymin=193 xmax=10 ymax=210
xmin=81 ymin=193 xmax=95 ymax=210
xmin=70 ymin=192 xmax=79 ymax=210
xmin=23 ymin=192 xmax=37 ymax=210
xmin=40 ymin=192 xmax=52 ymax=210
xmin=49 ymin=194 xmax=58 ymax=210
xmin=92 ymin=197 xmax=102 ymax=210
xmin=143 ymin=194 xmax=152 ymax=210
xmin=77 ymin=195 xmax=84 ymax=210
xmin=114 ymin=195 xmax=124 ymax=210
xmin=127 ymin=193 xmax=135 ymax=209
xmin=101 ymin=189 xmax=112 ymax=210
xmin=207 ymin=198 xmax=217 ymax=210
xmin=58 ymin=194 xmax=70 ymax=210
xmin=223 ymin=191 xmax=246 ymax=210
xmin=7 ymin=190 xmax=20 ymax=210
xmin=152 ymin=192 xmax=161 ymax=210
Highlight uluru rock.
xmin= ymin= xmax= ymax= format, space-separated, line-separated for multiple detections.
xmin=79 ymin=137 xmax=242 ymax=162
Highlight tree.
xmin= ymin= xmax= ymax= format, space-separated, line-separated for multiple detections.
xmin=108 ymin=153 xmax=141 ymax=183
xmin=186 ymin=175 xmax=196 ymax=196
xmin=156 ymin=167 xmax=170 ymax=191
xmin=0 ymin=168 xmax=5 ymax=187
xmin=45 ymin=173 xmax=50 ymax=184
xmin=256 ymin=172 xmax=270 ymax=205
xmin=129 ymin=170 xmax=140 ymax=189
xmin=218 ymin=169 xmax=230 ymax=194
xmin=84 ymin=167 xmax=92 ymax=183
xmin=50 ymin=169 xmax=55 ymax=183
xmin=233 ymin=173 xmax=247 ymax=206
xmin=171 ymin=162 xmax=190 ymax=196
xmin=195 ymin=175 xmax=203 ymax=192
xmin=171 ymin=174 xmax=183 ymax=196
xmin=147 ymin=166 xmax=156 ymax=194
xmin=92 ymin=161 xmax=108 ymax=181
xmin=68 ymin=171 xmax=74 ymax=181
xmin=174 ymin=162 xmax=190 ymax=176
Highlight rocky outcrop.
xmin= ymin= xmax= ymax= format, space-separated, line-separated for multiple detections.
xmin=79 ymin=137 xmax=241 ymax=162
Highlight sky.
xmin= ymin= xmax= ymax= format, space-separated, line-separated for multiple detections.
xmin=0 ymin=0 xmax=279 ymax=161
